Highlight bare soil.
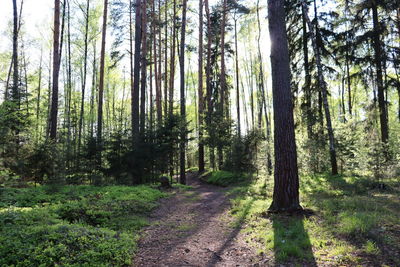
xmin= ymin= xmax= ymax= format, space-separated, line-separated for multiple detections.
xmin=133 ymin=172 xmax=265 ymax=267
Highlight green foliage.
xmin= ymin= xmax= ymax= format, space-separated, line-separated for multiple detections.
xmin=223 ymin=129 xmax=263 ymax=173
xmin=0 ymin=185 xmax=168 ymax=266
xmin=205 ymin=170 xmax=246 ymax=187
xmin=229 ymin=173 xmax=400 ymax=265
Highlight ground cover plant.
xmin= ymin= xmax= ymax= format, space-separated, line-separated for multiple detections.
xmin=0 ymin=185 xmax=168 ymax=266
xmin=229 ymin=173 xmax=400 ymax=266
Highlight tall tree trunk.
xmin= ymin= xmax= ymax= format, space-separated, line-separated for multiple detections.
xmin=218 ymin=0 xmax=227 ymax=169
xmin=205 ymin=0 xmax=213 ymax=169
xmin=169 ymin=0 xmax=177 ymax=115
xmin=78 ymin=0 xmax=90 ymax=156
xmin=179 ymin=0 xmax=187 ymax=184
xmin=132 ymin=0 xmax=142 ymax=145
xmin=302 ymin=0 xmax=338 ymax=175
xmin=163 ymin=0 xmax=168 ymax=117
xmin=154 ymin=0 xmax=162 ymax=123
xmin=36 ymin=48 xmax=43 ymax=143
xmin=372 ymin=3 xmax=389 ymax=145
xmin=49 ymin=0 xmax=61 ymax=140
xmin=234 ymin=16 xmax=241 ymax=137
xmin=97 ymin=0 xmax=108 ymax=165
xmin=11 ymin=0 xmax=19 ymax=104
xmin=256 ymin=0 xmax=272 ymax=174
xmin=198 ymin=0 xmax=205 ymax=172
xmin=302 ymin=7 xmax=312 ymax=138
xmin=140 ymin=0 xmax=148 ymax=136
xmin=268 ymin=0 xmax=302 ymax=212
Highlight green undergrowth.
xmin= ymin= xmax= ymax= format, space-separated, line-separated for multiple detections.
xmin=202 ymin=170 xmax=248 ymax=187
xmin=229 ymin=173 xmax=400 ymax=266
xmin=0 ymin=185 xmax=168 ymax=266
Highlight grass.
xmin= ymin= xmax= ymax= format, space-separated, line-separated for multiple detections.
xmin=202 ymin=170 xmax=247 ymax=187
xmin=229 ymin=173 xmax=400 ymax=266
xmin=0 ymin=185 xmax=168 ymax=266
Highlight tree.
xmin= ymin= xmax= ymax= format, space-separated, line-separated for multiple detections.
xmin=179 ymin=0 xmax=188 ymax=184
xmin=302 ymin=0 xmax=338 ymax=175
xmin=97 ymin=0 xmax=109 ymax=166
xmin=268 ymin=0 xmax=302 ymax=212
xmin=198 ymin=0 xmax=205 ymax=173
xmin=132 ymin=0 xmax=142 ymax=145
xmin=49 ymin=0 xmax=61 ymax=140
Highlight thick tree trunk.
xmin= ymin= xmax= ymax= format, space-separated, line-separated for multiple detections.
xmin=268 ymin=0 xmax=302 ymax=212
xmin=49 ymin=0 xmax=61 ymax=140
xmin=302 ymin=0 xmax=338 ymax=175
xmin=372 ymin=3 xmax=389 ymax=144
xmin=198 ymin=0 xmax=205 ymax=172
xmin=179 ymin=0 xmax=187 ymax=184
xmin=97 ymin=0 xmax=108 ymax=164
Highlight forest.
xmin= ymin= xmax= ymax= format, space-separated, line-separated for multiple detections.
xmin=0 ymin=0 xmax=399 ymax=266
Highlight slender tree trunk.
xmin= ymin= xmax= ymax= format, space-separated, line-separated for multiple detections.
xmin=140 ymin=0 xmax=147 ymax=136
xmin=36 ymin=48 xmax=43 ymax=142
xmin=154 ymin=0 xmax=162 ymax=123
xmin=49 ymin=0 xmax=61 ymax=140
xmin=90 ymin=44 xmax=96 ymax=138
xmin=218 ymin=0 xmax=227 ymax=169
xmin=11 ymin=0 xmax=19 ymax=104
xmin=302 ymin=0 xmax=338 ymax=175
xmin=234 ymin=17 xmax=241 ymax=137
xmin=179 ymin=0 xmax=187 ymax=184
xmin=97 ymin=0 xmax=108 ymax=166
xmin=302 ymin=7 xmax=312 ymax=138
xmin=78 ymin=0 xmax=90 ymax=156
xmin=198 ymin=0 xmax=205 ymax=172
xmin=372 ymin=3 xmax=389 ymax=145
xmin=132 ymin=0 xmax=142 ymax=145
xmin=205 ymin=0 xmax=213 ymax=169
xmin=268 ymin=0 xmax=302 ymax=212
xmin=164 ymin=0 xmax=168 ymax=117
xmin=169 ymin=0 xmax=176 ymax=115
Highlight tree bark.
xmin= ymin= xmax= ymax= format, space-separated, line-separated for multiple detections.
xmin=140 ymin=0 xmax=148 ymax=136
xmin=372 ymin=3 xmax=389 ymax=144
xmin=97 ymin=0 xmax=108 ymax=164
xmin=302 ymin=7 xmax=312 ymax=138
xmin=49 ymin=0 xmax=61 ymax=140
xmin=132 ymin=0 xmax=142 ymax=145
xmin=168 ymin=0 xmax=176 ymax=115
xmin=78 ymin=0 xmax=90 ymax=156
xmin=179 ymin=0 xmax=187 ymax=184
xmin=198 ymin=0 xmax=205 ymax=172
xmin=268 ymin=0 xmax=302 ymax=212
xmin=218 ymin=0 xmax=227 ymax=169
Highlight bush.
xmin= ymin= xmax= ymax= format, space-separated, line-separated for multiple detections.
xmin=205 ymin=170 xmax=245 ymax=187
xmin=0 ymin=185 xmax=167 ymax=266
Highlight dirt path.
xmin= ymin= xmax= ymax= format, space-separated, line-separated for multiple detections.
xmin=133 ymin=172 xmax=263 ymax=267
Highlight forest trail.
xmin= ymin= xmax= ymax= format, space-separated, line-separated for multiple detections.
xmin=133 ymin=172 xmax=262 ymax=267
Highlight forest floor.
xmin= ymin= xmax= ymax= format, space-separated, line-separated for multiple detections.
xmin=134 ymin=172 xmax=400 ymax=267
xmin=133 ymin=172 xmax=263 ymax=267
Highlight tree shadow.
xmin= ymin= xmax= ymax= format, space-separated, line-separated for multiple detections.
xmin=270 ymin=213 xmax=317 ymax=266
xmin=205 ymin=197 xmax=255 ymax=267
